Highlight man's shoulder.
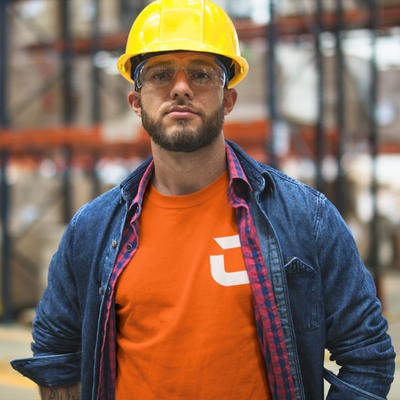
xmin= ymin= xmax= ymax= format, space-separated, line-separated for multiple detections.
xmin=259 ymin=162 xmax=324 ymax=200
xmin=254 ymin=163 xmax=327 ymax=229
xmin=71 ymin=185 xmax=123 ymax=229
xmin=227 ymin=140 xmax=324 ymax=202
xmin=74 ymin=156 xmax=153 ymax=223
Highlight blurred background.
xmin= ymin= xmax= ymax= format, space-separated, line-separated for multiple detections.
xmin=0 ymin=0 xmax=399 ymax=397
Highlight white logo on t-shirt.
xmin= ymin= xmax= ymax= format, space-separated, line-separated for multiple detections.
xmin=210 ymin=235 xmax=250 ymax=286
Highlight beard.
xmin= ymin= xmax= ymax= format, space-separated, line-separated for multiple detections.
xmin=141 ymin=101 xmax=225 ymax=153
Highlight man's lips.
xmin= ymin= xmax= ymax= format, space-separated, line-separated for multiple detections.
xmin=166 ymin=106 xmax=197 ymax=118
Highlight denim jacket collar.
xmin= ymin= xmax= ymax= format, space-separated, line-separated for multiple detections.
xmin=225 ymin=139 xmax=276 ymax=195
xmin=119 ymin=156 xmax=153 ymax=205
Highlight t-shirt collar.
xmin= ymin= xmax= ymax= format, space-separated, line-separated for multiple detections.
xmin=128 ymin=142 xmax=252 ymax=211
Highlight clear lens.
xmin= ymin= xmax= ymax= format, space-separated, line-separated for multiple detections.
xmin=137 ymin=66 xmax=225 ymax=88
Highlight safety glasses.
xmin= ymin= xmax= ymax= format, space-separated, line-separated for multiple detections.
xmin=134 ymin=54 xmax=227 ymax=90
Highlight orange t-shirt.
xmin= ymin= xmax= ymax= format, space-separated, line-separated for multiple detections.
xmin=115 ymin=171 xmax=271 ymax=400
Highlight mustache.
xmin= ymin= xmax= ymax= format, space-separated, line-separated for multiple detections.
xmin=173 ymin=99 xmax=194 ymax=107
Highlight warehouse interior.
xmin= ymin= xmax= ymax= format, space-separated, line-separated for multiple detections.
xmin=1 ymin=0 xmax=400 ymax=322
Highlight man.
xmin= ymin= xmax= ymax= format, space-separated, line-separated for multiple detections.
xmin=11 ymin=1 xmax=395 ymax=399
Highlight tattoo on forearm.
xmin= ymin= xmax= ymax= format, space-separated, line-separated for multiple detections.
xmin=41 ymin=382 xmax=81 ymax=400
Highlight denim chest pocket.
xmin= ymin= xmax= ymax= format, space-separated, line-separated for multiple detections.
xmin=284 ymin=257 xmax=319 ymax=332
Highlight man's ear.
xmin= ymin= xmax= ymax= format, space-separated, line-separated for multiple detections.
xmin=223 ymin=88 xmax=238 ymax=116
xmin=128 ymin=90 xmax=142 ymax=117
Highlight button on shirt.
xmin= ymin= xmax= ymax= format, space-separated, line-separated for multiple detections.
xmin=96 ymin=143 xmax=296 ymax=400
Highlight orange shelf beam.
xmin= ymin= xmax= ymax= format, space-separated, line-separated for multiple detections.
xmin=3 ymin=121 xmax=399 ymax=160
xmin=20 ymin=6 xmax=400 ymax=53
xmin=236 ymin=7 xmax=400 ymax=41
xmin=2 ymin=122 xmax=400 ymax=162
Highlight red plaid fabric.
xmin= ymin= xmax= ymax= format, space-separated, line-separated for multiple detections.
xmin=96 ymin=143 xmax=296 ymax=400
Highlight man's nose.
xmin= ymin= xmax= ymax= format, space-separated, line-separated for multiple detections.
xmin=169 ymin=69 xmax=194 ymax=99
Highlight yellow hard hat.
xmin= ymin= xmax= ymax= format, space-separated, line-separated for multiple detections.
xmin=117 ymin=0 xmax=249 ymax=88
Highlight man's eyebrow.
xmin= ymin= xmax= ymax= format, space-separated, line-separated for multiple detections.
xmin=147 ymin=60 xmax=175 ymax=67
xmin=146 ymin=58 xmax=216 ymax=68
xmin=188 ymin=59 xmax=216 ymax=67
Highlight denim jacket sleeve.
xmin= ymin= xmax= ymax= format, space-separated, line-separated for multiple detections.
xmin=10 ymin=207 xmax=85 ymax=387
xmin=317 ymin=198 xmax=395 ymax=400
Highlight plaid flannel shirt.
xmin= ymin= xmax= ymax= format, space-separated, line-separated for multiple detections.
xmin=96 ymin=143 xmax=296 ymax=400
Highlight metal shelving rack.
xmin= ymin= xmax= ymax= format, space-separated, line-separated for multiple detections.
xmin=1 ymin=0 xmax=399 ymax=319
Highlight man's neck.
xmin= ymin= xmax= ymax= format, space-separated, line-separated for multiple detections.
xmin=150 ymin=136 xmax=228 ymax=196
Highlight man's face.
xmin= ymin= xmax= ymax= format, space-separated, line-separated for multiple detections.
xmin=128 ymin=52 xmax=237 ymax=153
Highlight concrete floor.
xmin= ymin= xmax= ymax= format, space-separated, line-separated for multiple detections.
xmin=0 ymin=325 xmax=40 ymax=400
xmin=1 ymin=269 xmax=399 ymax=400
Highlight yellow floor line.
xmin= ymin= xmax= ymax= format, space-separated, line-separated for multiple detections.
xmin=0 ymin=327 xmax=32 ymax=344
xmin=0 ymin=361 xmax=37 ymax=389
xmin=0 ymin=375 xmax=38 ymax=389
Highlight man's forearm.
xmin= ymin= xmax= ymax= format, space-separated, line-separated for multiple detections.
xmin=40 ymin=382 xmax=81 ymax=400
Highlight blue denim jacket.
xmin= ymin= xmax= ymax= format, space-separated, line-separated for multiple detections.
xmin=11 ymin=141 xmax=395 ymax=400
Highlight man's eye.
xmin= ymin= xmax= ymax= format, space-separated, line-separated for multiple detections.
xmin=147 ymin=68 xmax=173 ymax=81
xmin=152 ymin=72 xmax=167 ymax=80
xmin=189 ymin=69 xmax=213 ymax=84
xmin=193 ymin=72 xmax=210 ymax=80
